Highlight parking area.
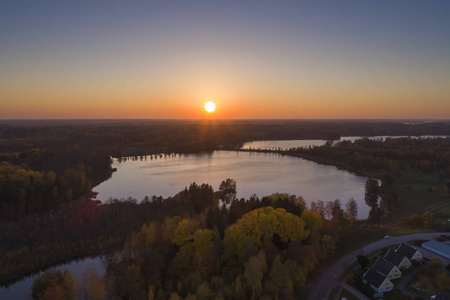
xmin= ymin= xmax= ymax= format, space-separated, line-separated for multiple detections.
xmin=417 ymin=245 xmax=450 ymax=265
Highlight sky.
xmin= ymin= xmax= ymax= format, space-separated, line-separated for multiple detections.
xmin=1 ymin=1 xmax=449 ymax=119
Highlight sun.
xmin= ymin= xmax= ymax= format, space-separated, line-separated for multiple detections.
xmin=204 ymin=101 xmax=216 ymax=113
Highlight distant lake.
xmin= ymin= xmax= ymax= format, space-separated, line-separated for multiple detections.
xmin=0 ymin=257 xmax=104 ymax=300
xmin=94 ymin=151 xmax=370 ymax=219
xmin=241 ymin=136 xmax=450 ymax=150
xmin=241 ymin=139 xmax=330 ymax=150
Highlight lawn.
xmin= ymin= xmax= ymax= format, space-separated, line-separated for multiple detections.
xmin=387 ymin=226 xmax=432 ymax=236
xmin=382 ymin=168 xmax=450 ymax=225
xmin=337 ymin=225 xmax=390 ymax=255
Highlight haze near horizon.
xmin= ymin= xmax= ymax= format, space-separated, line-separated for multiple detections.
xmin=1 ymin=1 xmax=449 ymax=119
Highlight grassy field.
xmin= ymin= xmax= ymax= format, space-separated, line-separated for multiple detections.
xmin=337 ymin=225 xmax=389 ymax=255
xmin=382 ymin=168 xmax=449 ymax=224
xmin=386 ymin=226 xmax=432 ymax=236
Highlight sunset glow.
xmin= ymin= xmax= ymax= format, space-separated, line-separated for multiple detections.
xmin=204 ymin=101 xmax=216 ymax=113
xmin=0 ymin=1 xmax=449 ymax=119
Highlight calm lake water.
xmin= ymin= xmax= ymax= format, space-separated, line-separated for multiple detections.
xmin=94 ymin=151 xmax=370 ymax=219
xmin=241 ymin=136 xmax=450 ymax=150
xmin=0 ymin=257 xmax=104 ymax=300
xmin=241 ymin=139 xmax=330 ymax=150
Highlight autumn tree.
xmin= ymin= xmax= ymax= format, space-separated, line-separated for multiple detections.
xmin=219 ymin=178 xmax=237 ymax=204
xmin=196 ymin=282 xmax=211 ymax=300
xmin=245 ymin=251 xmax=267 ymax=300
xmin=42 ymin=285 xmax=66 ymax=300
xmin=125 ymin=264 xmax=146 ymax=300
xmin=224 ymin=207 xmax=309 ymax=265
xmin=32 ymin=269 xmax=78 ymax=300
xmin=309 ymin=200 xmax=326 ymax=218
xmin=81 ymin=265 xmax=104 ymax=300
xmin=301 ymin=210 xmax=323 ymax=232
xmin=345 ymin=197 xmax=358 ymax=225
xmin=364 ymin=178 xmax=379 ymax=207
xmin=32 ymin=270 xmax=64 ymax=300
xmin=170 ymin=244 xmax=195 ymax=279
xmin=193 ymin=229 xmax=215 ymax=275
xmin=172 ymin=219 xmax=199 ymax=246
xmin=368 ymin=204 xmax=383 ymax=226
xmin=62 ymin=269 xmax=78 ymax=300
xmin=269 ymin=255 xmax=291 ymax=297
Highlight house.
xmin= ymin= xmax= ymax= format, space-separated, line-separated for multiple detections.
xmin=372 ymin=257 xmax=402 ymax=279
xmin=362 ymin=268 xmax=394 ymax=293
xmin=396 ymin=242 xmax=423 ymax=261
xmin=384 ymin=249 xmax=411 ymax=268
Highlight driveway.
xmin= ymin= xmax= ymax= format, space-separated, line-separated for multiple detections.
xmin=396 ymin=268 xmax=420 ymax=299
xmin=310 ymin=232 xmax=450 ymax=300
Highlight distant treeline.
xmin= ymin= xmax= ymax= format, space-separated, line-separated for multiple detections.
xmin=1 ymin=120 xmax=450 ymax=156
xmin=286 ymin=137 xmax=450 ymax=179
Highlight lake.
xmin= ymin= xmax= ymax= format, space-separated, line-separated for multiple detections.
xmin=0 ymin=257 xmax=105 ymax=300
xmin=241 ymin=139 xmax=331 ymax=150
xmin=94 ymin=150 xmax=370 ymax=219
xmin=241 ymin=136 xmax=450 ymax=150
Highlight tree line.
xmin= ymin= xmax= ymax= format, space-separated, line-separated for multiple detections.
xmin=0 ymin=144 xmax=112 ymax=220
xmin=286 ymin=137 xmax=450 ymax=178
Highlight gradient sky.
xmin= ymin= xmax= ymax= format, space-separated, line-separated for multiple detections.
xmin=1 ymin=1 xmax=449 ymax=119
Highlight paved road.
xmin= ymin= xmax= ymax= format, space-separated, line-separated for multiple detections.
xmin=311 ymin=232 xmax=450 ymax=300
xmin=396 ymin=268 xmax=420 ymax=299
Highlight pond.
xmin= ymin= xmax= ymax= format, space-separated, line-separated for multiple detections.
xmin=93 ymin=150 xmax=370 ymax=219
xmin=0 ymin=257 xmax=105 ymax=300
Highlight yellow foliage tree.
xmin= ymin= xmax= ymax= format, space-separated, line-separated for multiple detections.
xmin=172 ymin=219 xmax=199 ymax=246
xmin=301 ymin=210 xmax=323 ymax=231
xmin=224 ymin=207 xmax=309 ymax=262
xmin=193 ymin=229 xmax=215 ymax=274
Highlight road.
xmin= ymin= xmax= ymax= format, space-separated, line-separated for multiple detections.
xmin=311 ymin=232 xmax=450 ymax=300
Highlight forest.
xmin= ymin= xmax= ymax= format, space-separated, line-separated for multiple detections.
xmin=286 ymin=137 xmax=450 ymax=178
xmin=1 ymin=120 xmax=450 ymax=299
xmin=27 ymin=182 xmax=358 ymax=300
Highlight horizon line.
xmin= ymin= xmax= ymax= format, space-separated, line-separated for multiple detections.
xmin=1 ymin=118 xmax=449 ymax=122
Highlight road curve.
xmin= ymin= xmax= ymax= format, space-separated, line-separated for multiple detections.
xmin=310 ymin=232 xmax=450 ymax=300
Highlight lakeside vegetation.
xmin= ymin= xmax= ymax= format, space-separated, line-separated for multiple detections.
xmin=247 ymin=136 xmax=450 ymax=225
xmin=26 ymin=185 xmax=360 ymax=299
xmin=1 ymin=120 xmax=450 ymax=298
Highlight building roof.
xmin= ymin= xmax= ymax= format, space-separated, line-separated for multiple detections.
xmin=396 ymin=242 xmax=418 ymax=259
xmin=422 ymin=240 xmax=450 ymax=258
xmin=372 ymin=257 xmax=397 ymax=276
xmin=384 ymin=249 xmax=408 ymax=266
xmin=363 ymin=268 xmax=386 ymax=288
